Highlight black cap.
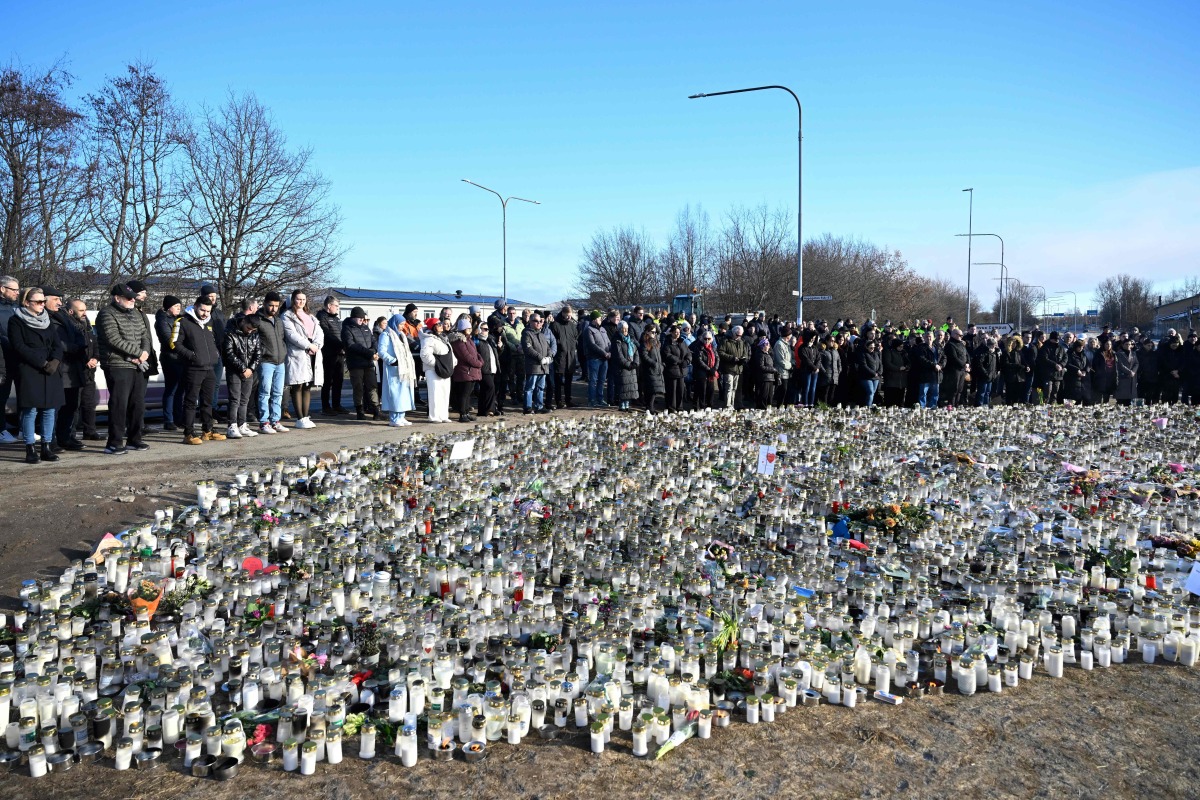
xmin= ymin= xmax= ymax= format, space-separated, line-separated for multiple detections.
xmin=162 ymin=295 xmax=183 ymax=311
xmin=200 ymin=283 xmax=218 ymax=296
xmin=404 ymin=303 xmax=419 ymax=315
xmin=350 ymin=306 xmax=368 ymax=320
xmin=127 ymin=280 xmax=147 ymax=294
xmin=111 ymin=283 xmax=137 ymax=300
xmin=42 ymin=285 xmax=63 ymax=298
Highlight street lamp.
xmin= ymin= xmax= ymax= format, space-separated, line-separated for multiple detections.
xmin=1053 ymin=291 xmax=1078 ymax=334
xmin=957 ymin=232 xmax=1004 ymax=324
xmin=689 ymin=85 xmax=803 ymax=323
xmin=461 ymin=179 xmax=540 ymax=305
xmin=976 ymin=262 xmax=1008 ymax=323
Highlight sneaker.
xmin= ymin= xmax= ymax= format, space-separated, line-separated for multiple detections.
xmin=183 ymin=435 xmax=203 ymax=445
xmin=226 ymin=424 xmax=242 ymax=439
xmin=0 ymin=430 xmax=17 ymax=444
xmin=259 ymin=424 xmax=276 ymax=435
xmin=240 ymin=423 xmax=258 ymax=437
xmin=271 ymin=422 xmax=289 ymax=433
xmin=204 ymin=430 xmax=227 ymax=441
xmin=295 ymin=417 xmax=316 ymax=429
xmin=127 ymin=442 xmax=150 ymax=451
xmin=103 ymin=445 xmax=128 ymax=455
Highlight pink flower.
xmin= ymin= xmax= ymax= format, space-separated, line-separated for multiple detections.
xmin=316 ymin=653 xmax=328 ymax=667
xmin=247 ymin=724 xmax=273 ymax=746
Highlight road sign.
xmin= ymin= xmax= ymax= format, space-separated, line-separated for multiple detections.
xmin=802 ymin=295 xmax=833 ymax=301
xmin=1051 ymin=312 xmax=1066 ymax=318
xmin=1085 ymin=309 xmax=1099 ymax=316
xmin=973 ymin=323 xmax=1013 ymax=336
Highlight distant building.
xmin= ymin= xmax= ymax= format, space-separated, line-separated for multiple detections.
xmin=1154 ymin=293 xmax=1200 ymax=338
xmin=325 ymin=288 xmax=537 ymax=325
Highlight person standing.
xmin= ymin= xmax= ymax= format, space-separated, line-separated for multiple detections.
xmin=942 ymin=329 xmax=970 ymax=407
xmin=0 ymin=275 xmax=18 ymax=443
xmin=281 ymin=290 xmax=324 ymax=429
xmin=155 ymin=295 xmax=185 ymax=431
xmin=912 ymin=331 xmax=943 ymax=409
xmin=972 ymin=337 xmax=1000 ymax=406
xmin=68 ymin=299 xmax=101 ymax=440
xmin=1114 ymin=338 xmax=1139 ymax=406
xmin=448 ymin=317 xmax=482 ymax=422
xmin=198 ymin=284 xmax=228 ymax=421
xmin=96 ymin=283 xmax=152 ymax=454
xmin=796 ymin=334 xmax=821 ymax=408
xmin=521 ymin=313 xmax=552 ymax=414
xmin=855 ymin=338 xmax=883 ymax=408
xmin=227 ymin=296 xmax=261 ymax=423
xmin=1136 ymin=338 xmax=1159 ymax=404
xmin=253 ymin=291 xmax=289 ymax=433
xmin=882 ymin=337 xmax=910 ymax=407
xmin=752 ymin=337 xmax=777 ymax=409
xmin=125 ymin=280 xmax=158 ymax=435
xmin=8 ymin=287 xmax=64 ymax=463
xmin=770 ymin=327 xmax=794 ymax=407
xmin=662 ymin=324 xmax=691 ymax=413
xmin=316 ymin=295 xmax=346 ymax=415
xmin=503 ymin=306 xmax=525 ymax=408
xmin=221 ymin=313 xmax=261 ymax=438
xmin=342 ymin=306 xmax=381 ymax=420
xmin=1036 ymin=331 xmax=1068 ymax=404
xmin=170 ymin=296 xmax=227 ymax=445
xmin=44 ymin=287 xmax=86 ymax=451
xmin=378 ymin=313 xmax=416 ymax=427
xmin=690 ymin=328 xmax=718 ymax=409
xmin=548 ymin=305 xmax=579 ymax=409
xmin=717 ymin=325 xmax=749 ymax=409
xmin=419 ymin=317 xmax=455 ymax=422
xmin=583 ymin=311 xmax=611 ymax=408
xmin=476 ymin=321 xmax=502 ymax=417
xmin=639 ymin=327 xmax=666 ymax=414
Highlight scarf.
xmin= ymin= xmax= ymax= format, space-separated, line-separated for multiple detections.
xmin=293 ymin=306 xmax=317 ymax=337
xmin=384 ymin=315 xmax=417 ymax=383
xmin=16 ymin=306 xmax=50 ymax=330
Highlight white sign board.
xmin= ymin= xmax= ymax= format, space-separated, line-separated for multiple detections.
xmin=449 ymin=439 xmax=476 ymax=461
xmin=757 ymin=444 xmax=777 ymax=475
xmin=974 ymin=323 xmax=1014 ymax=336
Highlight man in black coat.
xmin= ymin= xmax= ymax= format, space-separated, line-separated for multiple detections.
xmin=316 ymin=295 xmax=347 ymax=415
xmin=1036 ymin=331 xmax=1068 ymax=404
xmin=912 ymin=331 xmax=944 ymax=409
xmin=548 ymin=306 xmax=580 ymax=408
xmin=341 ymin=306 xmax=380 ymax=419
xmin=1136 ymin=338 xmax=1159 ymax=404
xmin=941 ymin=328 xmax=971 ymax=407
xmin=170 ymin=296 xmax=226 ymax=445
xmin=198 ymin=283 xmax=228 ymax=421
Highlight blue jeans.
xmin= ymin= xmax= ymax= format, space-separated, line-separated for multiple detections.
xmin=860 ymin=379 xmax=879 ymax=407
xmin=977 ymin=379 xmax=993 ymax=406
xmin=918 ymin=381 xmax=940 ymax=409
xmin=257 ymin=362 xmax=286 ymax=423
xmin=524 ymin=374 xmax=546 ymax=410
xmin=211 ymin=361 xmax=224 ymax=412
xmin=802 ymin=371 xmax=819 ymax=406
xmin=21 ymin=407 xmax=56 ymax=445
xmin=588 ymin=358 xmax=608 ymax=405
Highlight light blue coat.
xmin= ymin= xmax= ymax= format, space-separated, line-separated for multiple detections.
xmin=378 ymin=315 xmax=416 ymax=413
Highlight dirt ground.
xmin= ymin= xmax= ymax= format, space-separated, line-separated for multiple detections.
xmin=1 ymin=406 xmax=1198 ymax=799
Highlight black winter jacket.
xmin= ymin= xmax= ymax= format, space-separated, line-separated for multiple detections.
xmin=662 ymin=339 xmax=691 ymax=379
xmin=341 ymin=318 xmax=377 ymax=368
xmin=170 ymin=311 xmax=221 ymax=369
xmin=8 ymin=312 xmax=64 ymax=409
xmin=317 ymin=309 xmax=344 ymax=355
xmin=254 ymin=312 xmax=287 ymax=365
xmin=222 ymin=326 xmax=262 ymax=374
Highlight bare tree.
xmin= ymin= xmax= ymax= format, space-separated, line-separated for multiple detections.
xmin=990 ymin=282 xmax=1043 ymax=329
xmin=574 ymin=225 xmax=660 ymax=307
xmin=0 ymin=63 xmax=87 ymax=283
xmin=87 ymin=62 xmax=189 ymax=284
xmin=801 ymin=233 xmax=914 ymax=323
xmin=181 ymin=92 xmax=343 ymax=308
xmin=709 ymin=204 xmax=794 ymax=315
xmin=1095 ymin=274 xmax=1155 ymax=329
xmin=658 ymin=204 xmax=714 ymax=298
xmin=1162 ymin=276 xmax=1200 ymax=305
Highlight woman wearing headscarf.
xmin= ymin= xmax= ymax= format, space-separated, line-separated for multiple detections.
xmin=449 ymin=316 xmax=483 ymax=422
xmin=281 ymin=289 xmax=325 ymax=429
xmin=690 ymin=327 xmax=718 ymax=409
xmin=612 ymin=320 xmax=640 ymax=411
xmin=638 ymin=326 xmax=665 ymax=414
xmin=378 ymin=313 xmax=416 ymax=426
xmin=8 ymin=287 xmax=64 ymax=463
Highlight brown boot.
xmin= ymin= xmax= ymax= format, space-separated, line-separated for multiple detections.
xmin=204 ymin=430 xmax=227 ymax=441
xmin=184 ymin=434 xmax=204 ymax=445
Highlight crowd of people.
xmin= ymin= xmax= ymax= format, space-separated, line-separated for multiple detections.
xmin=2 ymin=274 xmax=1198 ymax=466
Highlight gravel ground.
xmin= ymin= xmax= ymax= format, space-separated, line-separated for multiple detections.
xmin=1 ymin=403 xmax=1197 ymax=799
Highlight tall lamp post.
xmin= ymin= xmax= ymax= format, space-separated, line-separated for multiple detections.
xmin=689 ymin=85 xmax=803 ymax=323
xmin=1053 ymin=291 xmax=1078 ymax=334
xmin=461 ymin=179 xmax=540 ymax=305
xmin=956 ymin=232 xmax=1004 ymax=324
xmin=977 ymin=262 xmax=1008 ymax=323
xmin=960 ymin=189 xmax=973 ymax=324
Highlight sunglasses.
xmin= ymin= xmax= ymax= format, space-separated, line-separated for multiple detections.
xmin=29 ymin=299 xmax=46 ymax=305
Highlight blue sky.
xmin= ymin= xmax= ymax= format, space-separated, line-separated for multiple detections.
xmin=6 ymin=1 xmax=1198 ymax=309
